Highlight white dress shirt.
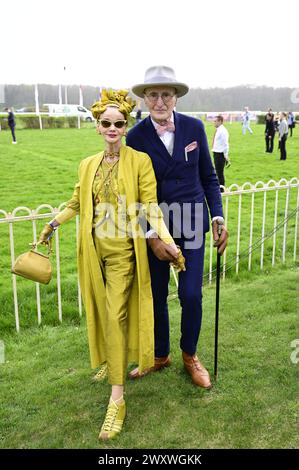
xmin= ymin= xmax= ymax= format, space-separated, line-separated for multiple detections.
xmin=212 ymin=124 xmax=229 ymax=158
xmin=145 ymin=115 xmax=224 ymax=238
xmin=278 ymin=119 xmax=288 ymax=138
xmin=151 ymin=114 xmax=175 ymax=155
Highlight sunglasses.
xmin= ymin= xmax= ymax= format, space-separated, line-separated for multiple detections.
xmin=98 ymin=119 xmax=127 ymax=129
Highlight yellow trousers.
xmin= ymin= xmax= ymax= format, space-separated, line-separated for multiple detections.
xmin=93 ymin=231 xmax=135 ymax=385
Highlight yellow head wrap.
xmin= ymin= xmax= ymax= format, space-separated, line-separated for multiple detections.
xmin=91 ymin=89 xmax=136 ymax=120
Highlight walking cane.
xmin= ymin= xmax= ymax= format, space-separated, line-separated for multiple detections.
xmin=214 ymin=223 xmax=223 ymax=380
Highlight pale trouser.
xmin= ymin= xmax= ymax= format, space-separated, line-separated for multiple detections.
xmin=93 ymin=231 xmax=135 ymax=385
xmin=242 ymin=122 xmax=253 ymax=134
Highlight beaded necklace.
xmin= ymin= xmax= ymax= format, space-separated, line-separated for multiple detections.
xmin=94 ymin=158 xmax=120 ymax=204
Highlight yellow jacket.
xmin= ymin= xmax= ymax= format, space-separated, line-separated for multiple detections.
xmin=55 ymin=145 xmax=173 ymax=371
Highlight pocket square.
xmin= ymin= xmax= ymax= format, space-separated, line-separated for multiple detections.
xmin=184 ymin=141 xmax=198 ymax=161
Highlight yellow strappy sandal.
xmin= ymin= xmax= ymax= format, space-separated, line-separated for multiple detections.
xmin=93 ymin=363 xmax=108 ymax=382
xmin=99 ymin=398 xmax=126 ymax=440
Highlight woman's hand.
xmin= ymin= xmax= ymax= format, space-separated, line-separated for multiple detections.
xmin=170 ymin=245 xmax=186 ymax=272
xmin=38 ymin=223 xmax=54 ymax=245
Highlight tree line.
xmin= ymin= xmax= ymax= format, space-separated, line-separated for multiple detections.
xmin=1 ymin=84 xmax=298 ymax=112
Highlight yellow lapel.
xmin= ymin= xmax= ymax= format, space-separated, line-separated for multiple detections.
xmin=81 ymin=151 xmax=104 ymax=219
xmin=118 ymin=145 xmax=137 ymax=204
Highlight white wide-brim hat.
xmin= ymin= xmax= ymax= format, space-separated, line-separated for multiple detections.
xmin=131 ymin=65 xmax=189 ymax=98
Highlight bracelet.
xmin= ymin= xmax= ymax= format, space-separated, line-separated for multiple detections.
xmin=49 ymin=221 xmax=58 ymax=231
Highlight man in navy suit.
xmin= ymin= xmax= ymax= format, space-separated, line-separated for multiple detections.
xmin=127 ymin=66 xmax=228 ymax=389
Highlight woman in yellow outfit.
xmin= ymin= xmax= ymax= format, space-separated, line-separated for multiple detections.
xmin=38 ymin=89 xmax=184 ymax=441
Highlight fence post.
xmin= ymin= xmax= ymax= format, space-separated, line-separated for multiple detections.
xmin=294 ymin=187 xmax=299 ymax=261
xmin=248 ymin=191 xmax=255 ymax=270
xmin=32 ymin=217 xmax=42 ymax=325
xmin=8 ymin=219 xmax=20 ymax=332
xmin=282 ymin=185 xmax=290 ymax=263
xmin=260 ymin=190 xmax=267 ymax=269
xmin=236 ymin=193 xmax=242 ymax=274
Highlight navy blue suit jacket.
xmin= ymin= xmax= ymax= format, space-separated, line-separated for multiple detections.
xmin=127 ymin=112 xmax=223 ymax=235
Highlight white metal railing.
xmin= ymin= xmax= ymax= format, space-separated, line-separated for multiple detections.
xmin=0 ymin=178 xmax=298 ymax=330
xmin=206 ymin=177 xmax=299 ymax=283
xmin=0 ymin=203 xmax=81 ymax=332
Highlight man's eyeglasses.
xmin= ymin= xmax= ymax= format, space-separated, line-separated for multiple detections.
xmin=144 ymin=91 xmax=176 ymax=104
xmin=97 ymin=119 xmax=127 ymax=129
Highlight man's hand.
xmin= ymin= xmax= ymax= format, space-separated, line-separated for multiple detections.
xmin=212 ymin=219 xmax=228 ymax=255
xmin=147 ymin=237 xmax=179 ymax=262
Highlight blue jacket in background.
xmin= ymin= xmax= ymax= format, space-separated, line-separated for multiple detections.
xmin=8 ymin=111 xmax=15 ymax=127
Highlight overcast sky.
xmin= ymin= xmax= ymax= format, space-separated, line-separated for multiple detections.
xmin=1 ymin=0 xmax=298 ymax=89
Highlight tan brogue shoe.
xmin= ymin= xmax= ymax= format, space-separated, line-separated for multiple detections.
xmin=182 ymin=352 xmax=212 ymax=389
xmin=129 ymin=355 xmax=171 ymax=379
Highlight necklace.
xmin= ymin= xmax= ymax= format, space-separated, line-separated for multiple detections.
xmin=104 ymin=150 xmax=120 ymax=157
xmin=103 ymin=158 xmax=119 ymax=170
xmin=103 ymin=150 xmax=120 ymax=164
xmin=94 ymin=158 xmax=120 ymax=204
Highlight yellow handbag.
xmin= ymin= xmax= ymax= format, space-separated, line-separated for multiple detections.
xmin=11 ymin=242 xmax=52 ymax=285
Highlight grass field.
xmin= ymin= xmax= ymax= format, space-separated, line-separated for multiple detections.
xmin=0 ymin=121 xmax=298 ymax=449
xmin=0 ymin=268 xmax=298 ymax=449
xmin=1 ymin=121 xmax=299 ymax=212
xmin=0 ymin=121 xmax=298 ymax=331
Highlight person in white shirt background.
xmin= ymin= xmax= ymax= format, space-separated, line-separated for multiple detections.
xmin=212 ymin=115 xmax=230 ymax=191
xmin=278 ymin=112 xmax=288 ymax=160
xmin=242 ymin=106 xmax=253 ymax=135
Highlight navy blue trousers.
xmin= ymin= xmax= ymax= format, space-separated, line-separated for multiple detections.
xmin=148 ymin=236 xmax=205 ymax=357
xmin=9 ymin=125 xmax=16 ymax=142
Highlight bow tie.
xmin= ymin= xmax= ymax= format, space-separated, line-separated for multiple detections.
xmin=156 ymin=121 xmax=175 ymax=136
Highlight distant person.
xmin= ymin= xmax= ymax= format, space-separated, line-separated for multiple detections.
xmin=212 ymin=115 xmax=230 ymax=191
xmin=135 ymin=108 xmax=142 ymax=125
xmin=287 ymin=111 xmax=295 ymax=137
xmin=264 ymin=107 xmax=274 ymax=122
xmin=242 ymin=107 xmax=253 ymax=135
xmin=5 ymin=107 xmax=17 ymax=144
xmin=278 ymin=112 xmax=288 ymax=160
xmin=265 ymin=108 xmax=275 ymax=153
xmin=274 ymin=112 xmax=280 ymax=134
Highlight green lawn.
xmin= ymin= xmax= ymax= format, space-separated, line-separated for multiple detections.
xmin=0 ymin=122 xmax=298 ymax=449
xmin=0 ymin=121 xmax=298 ymax=212
xmin=0 ymin=268 xmax=298 ymax=449
xmin=0 ymin=122 xmax=298 ymax=331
